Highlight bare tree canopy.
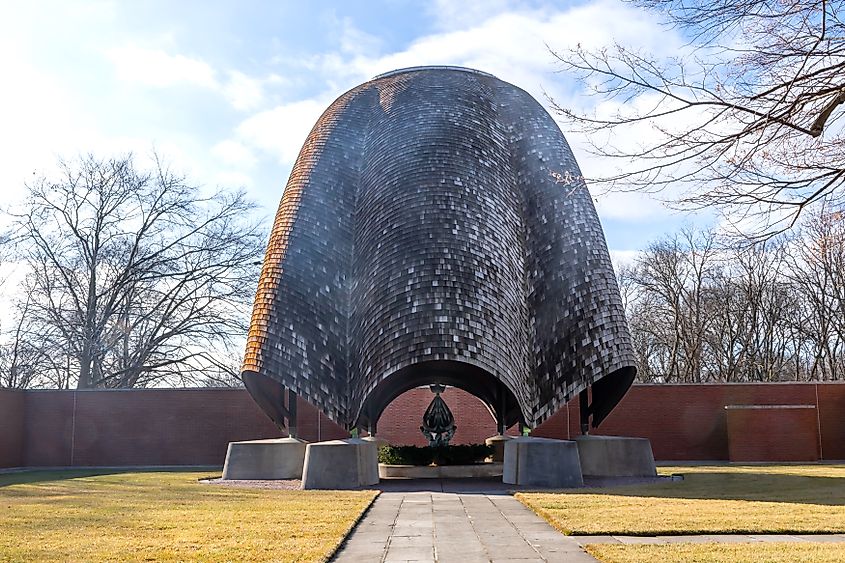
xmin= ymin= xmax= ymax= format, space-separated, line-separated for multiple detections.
xmin=551 ymin=0 xmax=845 ymax=237
xmin=623 ymin=207 xmax=845 ymax=382
xmin=5 ymin=154 xmax=264 ymax=389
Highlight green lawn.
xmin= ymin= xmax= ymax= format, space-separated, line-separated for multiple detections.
xmin=0 ymin=470 xmax=377 ymax=562
xmin=517 ymin=464 xmax=845 ymax=535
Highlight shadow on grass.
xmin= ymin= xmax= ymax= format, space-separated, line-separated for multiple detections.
xmin=0 ymin=470 xmax=122 ymax=487
xmin=0 ymin=467 xmax=215 ymax=488
xmin=562 ymin=470 xmax=845 ymax=506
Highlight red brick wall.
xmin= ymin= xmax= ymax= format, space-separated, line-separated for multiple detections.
xmin=377 ymin=387 xmax=501 ymax=446
xmin=726 ymin=406 xmax=820 ymax=462
xmin=22 ymin=391 xmax=74 ymax=466
xmin=563 ymin=384 xmax=831 ymax=461
xmin=817 ymin=384 xmax=845 ymax=460
xmin=2 ymin=383 xmax=845 ymax=468
xmin=0 ymin=390 xmax=25 ymax=468
xmin=15 ymin=389 xmax=348 ymax=468
xmin=373 ymin=383 xmax=845 ymax=462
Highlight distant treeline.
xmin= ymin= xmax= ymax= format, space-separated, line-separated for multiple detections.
xmin=621 ymin=207 xmax=845 ymax=383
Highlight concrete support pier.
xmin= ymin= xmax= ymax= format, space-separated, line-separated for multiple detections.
xmin=485 ymin=434 xmax=512 ymax=462
xmin=575 ymin=435 xmax=657 ymax=477
xmin=301 ymin=438 xmax=379 ymax=489
xmin=503 ymin=436 xmax=583 ymax=488
xmin=222 ymin=437 xmax=307 ymax=480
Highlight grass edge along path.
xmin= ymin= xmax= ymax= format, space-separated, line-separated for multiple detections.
xmin=323 ymin=489 xmax=381 ymax=562
xmin=516 ymin=464 xmax=845 ymax=536
xmin=0 ymin=470 xmax=378 ymax=563
xmin=586 ymin=542 xmax=845 ymax=563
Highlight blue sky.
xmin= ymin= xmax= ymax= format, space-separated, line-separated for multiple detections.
xmin=1 ymin=0 xmax=709 ymax=262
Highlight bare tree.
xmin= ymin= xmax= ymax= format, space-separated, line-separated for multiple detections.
xmin=622 ymin=214 xmax=845 ymax=383
xmin=0 ymin=293 xmax=59 ymax=389
xmin=706 ymin=241 xmax=795 ymax=381
xmin=10 ymin=154 xmax=264 ymax=389
xmin=550 ymin=0 xmax=845 ymax=237
xmin=623 ymin=228 xmax=717 ymax=382
xmin=785 ymin=205 xmax=845 ymax=379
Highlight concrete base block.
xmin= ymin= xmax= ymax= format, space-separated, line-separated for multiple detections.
xmin=485 ymin=434 xmax=513 ymax=462
xmin=301 ymin=438 xmax=379 ymax=490
xmin=575 ymin=435 xmax=657 ymax=477
xmin=362 ymin=435 xmax=390 ymax=449
xmin=503 ymin=437 xmax=583 ymax=488
xmin=222 ymin=437 xmax=307 ymax=480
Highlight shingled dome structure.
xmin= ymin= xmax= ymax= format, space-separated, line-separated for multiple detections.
xmin=242 ymin=66 xmax=636 ymax=435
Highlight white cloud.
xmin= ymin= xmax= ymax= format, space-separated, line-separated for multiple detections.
xmin=337 ymin=17 xmax=383 ymax=56
xmin=251 ymin=0 xmax=686 ymax=218
xmin=609 ymin=249 xmax=642 ymax=270
xmin=74 ymin=1 xmax=696 ymax=227
xmin=424 ymin=0 xmax=522 ymax=31
xmin=222 ymin=71 xmax=265 ymax=111
xmin=305 ymin=0 xmax=681 ymax=94
xmin=0 ymin=44 xmax=97 ymax=206
xmin=593 ymin=190 xmax=670 ymax=221
xmin=234 ymin=99 xmax=326 ymax=164
xmin=107 ymin=45 xmax=272 ymax=112
xmin=211 ymin=140 xmax=258 ymax=168
xmin=107 ymin=46 xmax=218 ymax=89
xmin=173 ymin=0 xmax=699 ymax=236
xmin=214 ymin=170 xmax=254 ymax=189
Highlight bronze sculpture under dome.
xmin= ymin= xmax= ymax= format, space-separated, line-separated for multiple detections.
xmin=241 ymin=66 xmax=637 ymax=437
xmin=420 ymin=384 xmax=457 ymax=447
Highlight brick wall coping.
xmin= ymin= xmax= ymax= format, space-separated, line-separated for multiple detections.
xmin=0 ymin=465 xmax=219 ymax=474
xmin=725 ymin=404 xmax=817 ymax=410
xmin=12 ymin=381 xmax=845 ymax=395
xmin=634 ymin=381 xmax=845 ymax=386
xmin=18 ymin=387 xmax=243 ymax=393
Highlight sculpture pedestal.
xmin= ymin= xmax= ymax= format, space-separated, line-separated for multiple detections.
xmin=575 ymin=435 xmax=656 ymax=477
xmin=301 ymin=438 xmax=379 ymax=489
xmin=485 ymin=434 xmax=513 ymax=462
xmin=503 ymin=437 xmax=583 ymax=488
xmin=379 ymin=462 xmax=503 ymax=479
xmin=222 ymin=437 xmax=307 ymax=480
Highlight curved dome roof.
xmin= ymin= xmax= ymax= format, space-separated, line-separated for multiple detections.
xmin=242 ymin=66 xmax=636 ymax=431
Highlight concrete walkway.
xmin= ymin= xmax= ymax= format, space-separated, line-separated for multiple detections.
xmin=333 ymin=491 xmax=598 ymax=562
xmin=333 ymin=484 xmax=845 ymax=562
xmin=333 ymin=476 xmax=845 ymax=562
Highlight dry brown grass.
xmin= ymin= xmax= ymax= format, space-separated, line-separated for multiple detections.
xmin=0 ymin=470 xmax=377 ymax=562
xmin=517 ymin=464 xmax=845 ymax=535
xmin=587 ymin=542 xmax=845 ymax=563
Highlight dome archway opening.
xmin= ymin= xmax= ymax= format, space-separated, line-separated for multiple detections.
xmin=355 ymin=360 xmax=524 ymax=437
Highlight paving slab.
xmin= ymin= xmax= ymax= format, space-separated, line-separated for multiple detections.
xmin=793 ymin=534 xmax=845 ymax=542
xmin=656 ymin=535 xmax=732 ymax=544
xmin=747 ymin=534 xmax=807 ymax=543
xmin=572 ymin=536 xmax=621 ymax=546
